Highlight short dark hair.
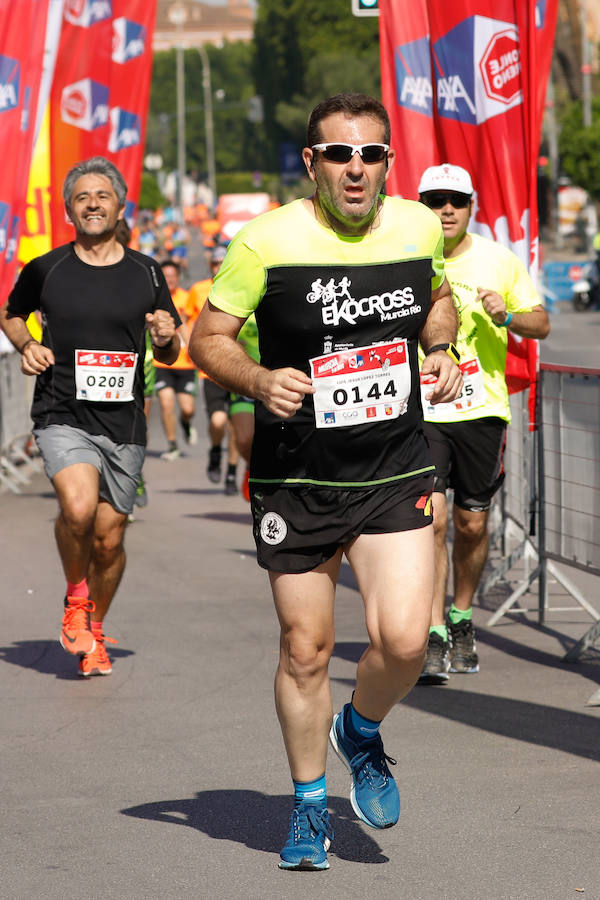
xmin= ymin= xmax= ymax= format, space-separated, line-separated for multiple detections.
xmin=63 ymin=156 xmax=127 ymax=213
xmin=161 ymin=259 xmax=180 ymax=274
xmin=307 ymin=93 xmax=391 ymax=147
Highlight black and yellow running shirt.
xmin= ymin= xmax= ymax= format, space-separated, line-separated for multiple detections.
xmin=209 ymin=197 xmax=445 ymax=489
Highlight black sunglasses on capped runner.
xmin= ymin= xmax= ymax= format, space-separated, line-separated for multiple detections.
xmin=421 ymin=191 xmax=472 ymax=209
xmin=311 ymin=142 xmax=390 ymax=164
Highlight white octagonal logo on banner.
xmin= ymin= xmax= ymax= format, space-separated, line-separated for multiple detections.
xmin=479 ymin=28 xmax=521 ymax=105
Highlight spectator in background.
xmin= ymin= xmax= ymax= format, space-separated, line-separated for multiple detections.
xmin=138 ymin=218 xmax=158 ymax=259
xmin=170 ymin=221 xmax=190 ymax=275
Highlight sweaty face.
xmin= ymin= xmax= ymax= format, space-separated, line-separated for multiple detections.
xmin=305 ymin=112 xmax=393 ymax=236
xmin=68 ymin=173 xmax=124 ymax=239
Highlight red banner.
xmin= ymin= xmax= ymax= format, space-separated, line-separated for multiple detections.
xmin=380 ymin=0 xmax=558 ymax=419
xmin=0 ymin=0 xmax=51 ymax=306
xmin=49 ymin=0 xmax=157 ymax=245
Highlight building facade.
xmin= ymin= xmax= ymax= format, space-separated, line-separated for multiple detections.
xmin=154 ymin=0 xmax=255 ymax=51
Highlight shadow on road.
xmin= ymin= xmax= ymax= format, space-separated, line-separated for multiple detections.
xmin=0 ymin=639 xmax=134 ymax=679
xmin=121 ymin=790 xmax=389 ymax=864
xmin=332 ymin=641 xmax=600 ymax=763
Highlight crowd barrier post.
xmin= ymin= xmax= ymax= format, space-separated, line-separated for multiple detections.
xmin=483 ymin=366 xmax=600 ymax=639
xmin=0 ymin=352 xmax=40 ymax=492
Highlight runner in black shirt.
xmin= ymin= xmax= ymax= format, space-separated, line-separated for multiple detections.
xmin=0 ymin=156 xmax=180 ymax=677
xmin=190 ymin=94 xmax=463 ymax=870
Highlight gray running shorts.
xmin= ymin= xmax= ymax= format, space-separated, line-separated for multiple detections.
xmin=33 ymin=424 xmax=145 ymax=515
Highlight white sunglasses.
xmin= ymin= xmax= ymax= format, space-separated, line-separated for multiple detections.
xmin=311 ymin=142 xmax=389 ymax=163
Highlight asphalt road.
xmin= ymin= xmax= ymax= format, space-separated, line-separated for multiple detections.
xmin=541 ymin=302 xmax=600 ymax=369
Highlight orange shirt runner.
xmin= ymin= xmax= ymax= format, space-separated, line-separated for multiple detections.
xmin=154 ymin=286 xmax=195 ymax=370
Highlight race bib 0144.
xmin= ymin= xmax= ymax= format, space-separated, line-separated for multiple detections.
xmin=309 ymin=340 xmax=411 ymax=428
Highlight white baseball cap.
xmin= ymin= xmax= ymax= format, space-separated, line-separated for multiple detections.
xmin=418 ymin=163 xmax=473 ymax=195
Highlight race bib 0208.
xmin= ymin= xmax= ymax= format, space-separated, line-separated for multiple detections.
xmin=75 ymin=350 xmax=138 ymax=402
xmin=309 ymin=340 xmax=411 ymax=428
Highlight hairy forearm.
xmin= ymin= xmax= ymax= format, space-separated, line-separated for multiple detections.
xmin=191 ymin=332 xmax=266 ymax=398
xmin=420 ymin=284 xmax=459 ymax=352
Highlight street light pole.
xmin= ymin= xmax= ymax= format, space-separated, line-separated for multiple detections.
xmin=581 ymin=0 xmax=592 ymax=127
xmin=176 ymin=43 xmax=186 ymax=212
xmin=198 ymin=45 xmax=217 ymax=212
xmin=168 ymin=3 xmax=188 ymax=215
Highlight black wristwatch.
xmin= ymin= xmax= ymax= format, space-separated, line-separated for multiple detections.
xmin=426 ymin=342 xmax=460 ymax=364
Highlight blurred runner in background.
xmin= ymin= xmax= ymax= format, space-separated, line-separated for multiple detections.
xmin=154 ymin=260 xmax=198 ymax=462
xmin=186 ymin=244 xmax=240 ymax=493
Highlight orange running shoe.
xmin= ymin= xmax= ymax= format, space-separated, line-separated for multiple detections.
xmin=242 ymin=467 xmax=251 ymax=503
xmin=78 ymin=632 xmax=116 ymax=677
xmin=60 ymin=597 xmax=96 ymax=655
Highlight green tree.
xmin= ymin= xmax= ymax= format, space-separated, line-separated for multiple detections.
xmin=276 ymin=49 xmax=381 ymax=152
xmin=147 ymin=42 xmax=267 ymax=178
xmin=558 ymin=97 xmax=600 ymax=199
xmin=138 ymin=172 xmax=165 ymax=211
xmin=147 ymin=2 xmax=381 ymax=180
xmin=253 ymin=0 xmax=379 ymax=168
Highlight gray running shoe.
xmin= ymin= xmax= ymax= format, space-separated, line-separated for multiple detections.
xmin=224 ymin=473 xmax=238 ymax=495
xmin=448 ymin=617 xmax=479 ymax=673
xmin=160 ymin=446 xmax=181 ymax=462
xmin=418 ymin=632 xmax=450 ymax=685
xmin=180 ymin=418 xmax=198 ymax=445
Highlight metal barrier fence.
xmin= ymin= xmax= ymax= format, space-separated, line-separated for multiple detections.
xmin=481 ymin=363 xmax=600 ymax=661
xmin=0 ymin=351 xmax=41 ymax=492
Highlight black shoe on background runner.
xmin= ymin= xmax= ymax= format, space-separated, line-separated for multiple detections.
xmin=207 ymin=446 xmax=222 ymax=483
xmin=448 ymin=618 xmax=479 ymax=673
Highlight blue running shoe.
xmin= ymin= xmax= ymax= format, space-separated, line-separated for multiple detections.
xmin=279 ymin=802 xmax=334 ymax=871
xmin=329 ymin=704 xmax=400 ymax=829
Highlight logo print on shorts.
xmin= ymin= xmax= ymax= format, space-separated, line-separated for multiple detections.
xmin=260 ymin=512 xmax=287 ymax=546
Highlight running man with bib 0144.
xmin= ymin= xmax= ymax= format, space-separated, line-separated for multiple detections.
xmin=190 ymin=94 xmax=463 ymax=871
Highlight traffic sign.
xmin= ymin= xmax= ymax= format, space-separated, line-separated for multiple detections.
xmin=352 ymin=0 xmax=379 ymax=17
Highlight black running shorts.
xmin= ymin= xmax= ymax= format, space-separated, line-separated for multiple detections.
xmin=154 ymin=368 xmax=198 ymax=396
xmin=250 ymin=473 xmax=434 ymax=573
xmin=423 ymin=416 xmax=506 ymax=512
xmin=203 ymin=378 xmax=229 ymax=416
